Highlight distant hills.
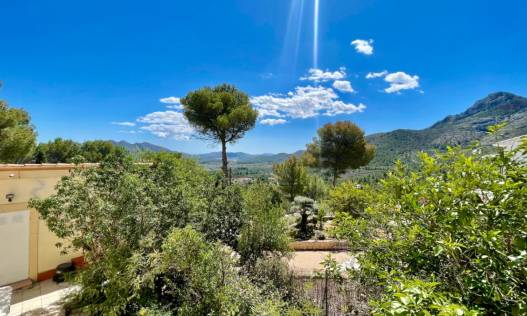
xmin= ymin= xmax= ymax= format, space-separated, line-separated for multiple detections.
xmin=366 ymin=92 xmax=527 ymax=168
xmin=110 ymin=140 xmax=301 ymax=166
xmin=111 ymin=141 xmax=172 ymax=153
xmin=112 ymin=91 xmax=527 ymax=173
xmin=188 ymin=151 xmax=303 ymax=165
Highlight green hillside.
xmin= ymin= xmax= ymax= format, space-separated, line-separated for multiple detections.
xmin=366 ymin=92 xmax=527 ymax=169
xmin=111 ymin=92 xmax=527 ymax=181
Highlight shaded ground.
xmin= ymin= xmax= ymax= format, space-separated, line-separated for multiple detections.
xmin=7 ymin=280 xmax=78 ymax=316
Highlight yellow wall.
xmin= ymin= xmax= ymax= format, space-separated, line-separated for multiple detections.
xmin=38 ymin=218 xmax=83 ymax=273
xmin=0 ymin=165 xmax=85 ymax=281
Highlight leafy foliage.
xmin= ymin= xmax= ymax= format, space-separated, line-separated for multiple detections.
xmin=273 ymin=156 xmax=308 ymax=201
xmin=29 ymin=153 xmax=254 ymax=314
xmin=198 ymin=182 xmax=246 ymax=248
xmin=326 ymin=181 xmax=373 ymax=217
xmin=371 ymin=278 xmax=478 ymax=316
xmin=182 ymin=84 xmax=258 ymax=175
xmin=134 ymin=227 xmax=265 ymax=315
xmin=34 ymin=138 xmax=81 ymax=163
xmin=304 ymin=174 xmax=329 ymax=201
xmin=34 ymin=138 xmax=127 ymax=163
xmin=287 ymin=196 xmax=322 ymax=240
xmin=0 ymin=99 xmax=36 ymax=163
xmin=238 ymin=183 xmax=290 ymax=265
xmin=336 ymin=144 xmax=527 ymax=313
xmin=80 ymin=140 xmax=127 ymax=162
xmin=304 ymin=121 xmax=375 ymax=185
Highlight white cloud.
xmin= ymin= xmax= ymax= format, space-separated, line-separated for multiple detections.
xmin=251 ymin=85 xmax=365 ymax=119
xmin=324 ymin=100 xmax=367 ymax=116
xmin=260 ymin=72 xmax=274 ymax=80
xmin=300 ymin=68 xmax=346 ymax=82
xmin=118 ymin=130 xmax=141 ymax=134
xmin=160 ymin=96 xmax=183 ymax=110
xmin=332 ymin=80 xmax=355 ymax=93
xmin=112 ymin=121 xmax=136 ymax=127
xmin=365 ymin=70 xmax=388 ymax=79
xmin=384 ymin=71 xmax=420 ymax=93
xmin=160 ymin=97 xmax=181 ymax=104
xmin=351 ymin=39 xmax=374 ymax=55
xmin=137 ymin=111 xmax=194 ymax=140
xmin=260 ymin=118 xmax=287 ymax=126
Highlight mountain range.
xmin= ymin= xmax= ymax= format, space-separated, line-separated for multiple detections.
xmin=110 ymin=140 xmax=302 ymax=166
xmin=112 ymin=91 xmax=527 ymax=170
xmin=366 ymin=92 xmax=527 ymax=168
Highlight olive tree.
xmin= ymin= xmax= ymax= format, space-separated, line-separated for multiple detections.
xmin=181 ymin=84 xmax=258 ymax=177
xmin=303 ymin=121 xmax=374 ymax=186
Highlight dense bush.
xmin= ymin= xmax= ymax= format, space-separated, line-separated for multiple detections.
xmin=238 ymin=183 xmax=290 ymax=266
xmin=336 ymin=142 xmax=527 ymax=314
xmin=304 ymin=174 xmax=329 ymax=201
xmin=0 ymin=98 xmax=36 ymax=163
xmin=29 ymin=153 xmax=260 ymax=314
xmin=34 ymin=138 xmax=127 ymax=163
xmin=133 ymin=227 xmax=268 ymax=315
xmin=273 ymin=156 xmax=308 ymax=201
xmin=371 ymin=278 xmax=478 ymax=315
xmin=30 ymin=153 xmax=315 ymax=315
xmin=326 ymin=181 xmax=373 ymax=217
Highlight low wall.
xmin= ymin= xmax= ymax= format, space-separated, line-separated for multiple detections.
xmin=289 ymin=240 xmax=349 ymax=251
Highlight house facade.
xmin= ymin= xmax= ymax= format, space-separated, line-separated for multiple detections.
xmin=0 ymin=164 xmax=85 ymax=286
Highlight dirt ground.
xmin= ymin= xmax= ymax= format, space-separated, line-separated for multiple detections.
xmin=287 ymin=251 xmax=353 ymax=276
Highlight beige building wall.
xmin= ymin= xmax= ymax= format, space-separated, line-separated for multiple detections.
xmin=0 ymin=164 xmax=86 ymax=284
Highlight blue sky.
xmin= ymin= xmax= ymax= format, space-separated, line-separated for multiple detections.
xmin=1 ymin=0 xmax=526 ymax=154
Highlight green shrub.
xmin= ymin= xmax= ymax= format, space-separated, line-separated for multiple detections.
xmin=134 ymin=227 xmax=260 ymax=315
xmin=29 ymin=153 xmax=251 ymax=314
xmin=273 ymin=156 xmax=308 ymax=201
xmin=371 ymin=277 xmax=479 ymax=316
xmin=304 ymin=174 xmax=329 ymax=201
xmin=326 ymin=181 xmax=373 ymax=217
xmin=337 ymin=145 xmax=527 ymax=313
xmin=238 ymin=183 xmax=290 ymax=265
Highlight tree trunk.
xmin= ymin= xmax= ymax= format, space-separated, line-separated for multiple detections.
xmin=221 ymin=139 xmax=229 ymax=178
xmin=332 ymin=169 xmax=338 ymax=187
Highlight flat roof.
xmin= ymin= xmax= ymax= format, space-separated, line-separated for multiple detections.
xmin=0 ymin=163 xmax=99 ymax=171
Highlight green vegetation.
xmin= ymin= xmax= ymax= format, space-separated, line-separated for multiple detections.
xmin=331 ymin=137 xmax=527 ymax=314
xmin=17 ymin=87 xmax=527 ymax=314
xmin=238 ymin=183 xmax=290 ymax=266
xmin=29 ymin=153 xmax=314 ymax=315
xmin=326 ymin=181 xmax=372 ymax=217
xmin=0 ymin=95 xmax=36 ymax=163
xmin=35 ymin=138 xmax=80 ymax=163
xmin=34 ymin=138 xmax=127 ymax=163
xmin=366 ymin=92 xmax=527 ymax=175
xmin=370 ymin=278 xmax=478 ymax=315
xmin=304 ymin=121 xmax=374 ymax=185
xmin=273 ymin=156 xmax=308 ymax=201
xmin=182 ymin=84 xmax=258 ymax=176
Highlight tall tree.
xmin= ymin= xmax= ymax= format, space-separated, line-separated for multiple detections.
xmin=35 ymin=138 xmax=81 ymax=163
xmin=0 ymin=95 xmax=36 ymax=163
xmin=273 ymin=155 xmax=308 ymax=201
xmin=80 ymin=140 xmax=126 ymax=162
xmin=181 ymin=84 xmax=258 ymax=177
xmin=303 ymin=121 xmax=374 ymax=186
